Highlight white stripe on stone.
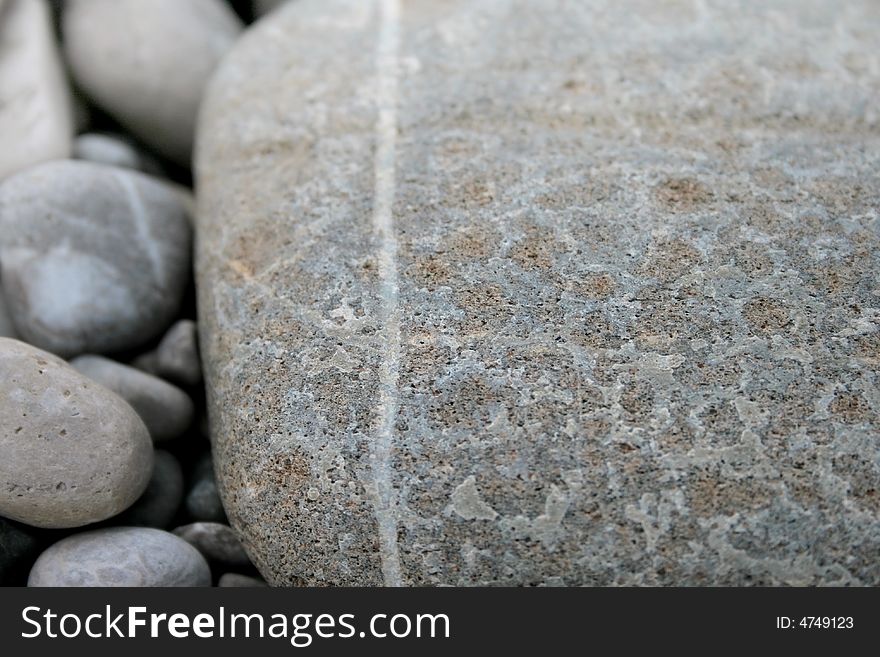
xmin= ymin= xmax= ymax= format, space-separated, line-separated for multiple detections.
xmin=370 ymin=0 xmax=403 ymax=588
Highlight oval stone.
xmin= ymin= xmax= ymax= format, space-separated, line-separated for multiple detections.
xmin=62 ymin=0 xmax=242 ymax=166
xmin=185 ymin=455 xmax=227 ymax=523
xmin=73 ymin=133 xmax=162 ymax=176
xmin=0 ymin=338 xmax=153 ymax=528
xmin=218 ymin=572 xmax=268 ymax=587
xmin=172 ymin=522 xmax=251 ymax=567
xmin=156 ymin=319 xmax=202 ymax=386
xmin=196 ymin=0 xmax=880 ymax=585
xmin=27 ymin=527 xmax=211 ymax=587
xmin=0 ymin=285 xmax=16 ymax=339
xmin=0 ymin=160 xmax=192 ymax=357
xmin=71 ymin=355 xmax=194 ymax=442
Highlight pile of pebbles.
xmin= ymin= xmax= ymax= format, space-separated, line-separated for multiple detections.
xmin=0 ymin=0 xmax=282 ymax=587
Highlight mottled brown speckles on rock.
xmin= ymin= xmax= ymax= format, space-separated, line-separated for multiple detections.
xmin=570 ymin=272 xmax=616 ymax=300
xmin=407 ymin=253 xmax=454 ymax=290
xmin=743 ymin=296 xmax=792 ymax=334
xmin=447 ymin=225 xmax=498 ymax=261
xmin=687 ymin=469 xmax=775 ymax=517
xmin=509 ymin=226 xmax=560 ymax=271
xmin=637 ymin=238 xmax=704 ymax=284
xmin=829 ymin=390 xmax=874 ymax=425
xmin=654 ymin=177 xmax=713 ymax=211
xmin=196 ymin=0 xmax=880 ymax=586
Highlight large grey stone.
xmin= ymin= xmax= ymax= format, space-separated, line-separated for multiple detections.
xmin=196 ymin=0 xmax=880 ymax=586
xmin=0 ymin=0 xmax=73 ymax=179
xmin=0 ymin=338 xmax=153 ymax=528
xmin=62 ymin=0 xmax=243 ymax=166
xmin=0 ymin=160 xmax=192 ymax=357
xmin=27 ymin=527 xmax=211 ymax=587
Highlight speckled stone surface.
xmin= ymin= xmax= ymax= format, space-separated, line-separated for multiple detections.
xmin=196 ymin=0 xmax=880 ymax=585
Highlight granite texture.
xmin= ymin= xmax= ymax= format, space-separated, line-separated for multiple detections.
xmin=196 ymin=0 xmax=880 ymax=585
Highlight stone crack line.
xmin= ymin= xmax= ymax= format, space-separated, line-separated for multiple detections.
xmin=370 ymin=0 xmax=403 ymax=587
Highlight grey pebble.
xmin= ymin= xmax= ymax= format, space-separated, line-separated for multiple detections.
xmin=71 ymin=355 xmax=194 ymax=442
xmin=186 ymin=477 xmax=227 ymax=524
xmin=0 ymin=516 xmax=41 ymax=586
xmin=173 ymin=522 xmax=251 ymax=567
xmin=130 ymin=349 xmax=162 ymax=377
xmin=73 ymin=132 xmax=163 ymax=175
xmin=0 ymin=160 xmax=192 ymax=358
xmin=0 ymin=338 xmax=153 ymax=528
xmin=0 ymin=284 xmax=16 ymax=338
xmin=252 ymin=0 xmax=290 ymax=17
xmin=28 ymin=527 xmax=211 ymax=587
xmin=218 ymin=573 xmax=268 ymax=588
xmin=185 ymin=455 xmax=227 ymax=523
xmin=156 ymin=319 xmax=202 ymax=386
xmin=114 ymin=450 xmax=184 ymax=529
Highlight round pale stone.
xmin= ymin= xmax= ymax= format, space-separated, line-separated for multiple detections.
xmin=62 ymin=0 xmax=242 ymax=166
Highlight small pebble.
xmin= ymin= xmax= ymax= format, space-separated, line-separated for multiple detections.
xmin=173 ymin=522 xmax=251 ymax=567
xmin=186 ymin=455 xmax=227 ymax=522
xmin=114 ymin=450 xmax=184 ymax=529
xmin=73 ymin=132 xmax=162 ymax=175
xmin=253 ymin=0 xmax=289 ymax=17
xmin=156 ymin=319 xmax=202 ymax=386
xmin=71 ymin=355 xmax=194 ymax=442
xmin=27 ymin=527 xmax=211 ymax=587
xmin=0 ymin=0 xmax=73 ymax=179
xmin=0 ymin=517 xmax=41 ymax=586
xmin=0 ymin=160 xmax=192 ymax=357
xmin=0 ymin=338 xmax=153 ymax=528
xmin=218 ymin=573 xmax=268 ymax=588
xmin=131 ymin=349 xmax=162 ymax=377
xmin=0 ymin=284 xmax=16 ymax=338
xmin=186 ymin=479 xmax=227 ymax=523
xmin=63 ymin=0 xmax=243 ymax=165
